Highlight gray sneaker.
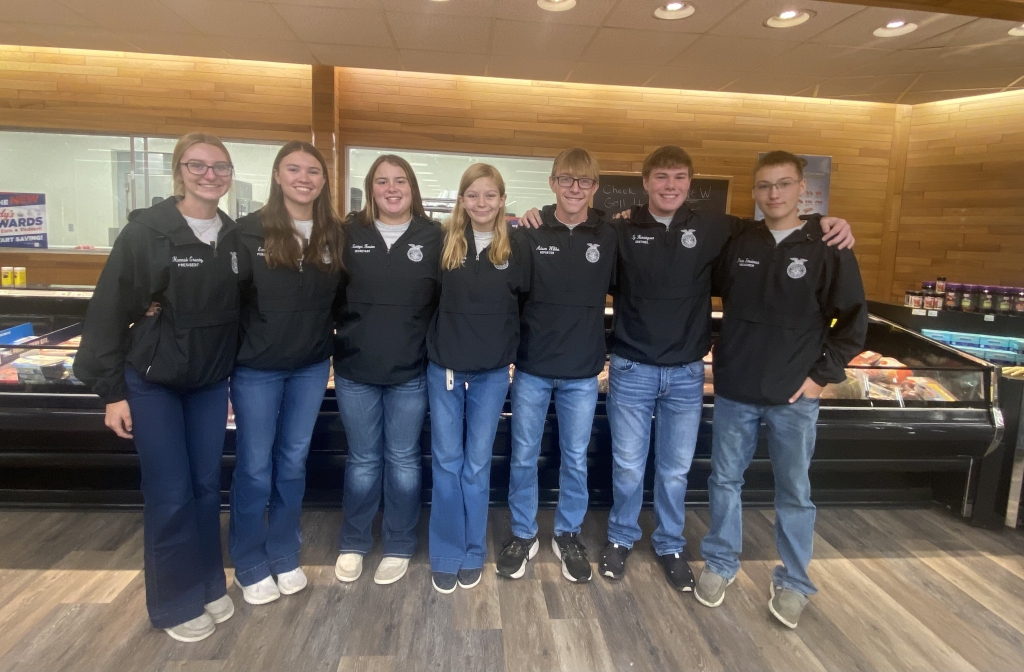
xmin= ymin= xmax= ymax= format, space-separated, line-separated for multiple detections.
xmin=694 ymin=568 xmax=734 ymax=608
xmin=769 ymin=583 xmax=809 ymax=629
xmin=164 ymin=612 xmax=215 ymax=643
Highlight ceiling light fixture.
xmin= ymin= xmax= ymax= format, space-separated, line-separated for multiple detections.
xmin=1009 ymin=24 xmax=1024 ymax=36
xmin=537 ymin=0 xmax=576 ymax=12
xmin=765 ymin=10 xmax=813 ymax=28
xmin=654 ymin=2 xmax=695 ymax=20
xmin=873 ymin=20 xmax=918 ymax=37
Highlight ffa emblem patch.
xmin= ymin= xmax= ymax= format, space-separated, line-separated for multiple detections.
xmin=681 ymin=229 xmax=697 ymax=248
xmin=494 ymin=260 xmax=509 ymax=270
xmin=585 ymin=243 xmax=601 ymax=263
xmin=407 ymin=244 xmax=424 ymax=262
xmin=230 ymin=251 xmax=238 ymax=274
xmin=787 ymin=257 xmax=808 ymax=279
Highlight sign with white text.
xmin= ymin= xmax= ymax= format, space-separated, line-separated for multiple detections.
xmin=0 ymin=193 xmax=48 ymax=248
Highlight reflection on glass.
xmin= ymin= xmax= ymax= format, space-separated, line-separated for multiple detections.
xmin=347 ymin=147 xmax=555 ymax=221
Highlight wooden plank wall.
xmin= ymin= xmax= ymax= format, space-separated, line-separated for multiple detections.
xmin=0 ymin=45 xmax=312 ymax=141
xmin=891 ymin=90 xmax=1024 ymax=303
xmin=334 ymin=67 xmax=901 ymax=297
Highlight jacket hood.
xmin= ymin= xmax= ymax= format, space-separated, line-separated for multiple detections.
xmin=629 ymin=203 xmax=697 ymax=229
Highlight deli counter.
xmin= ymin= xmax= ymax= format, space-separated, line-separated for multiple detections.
xmin=0 ymin=288 xmax=1008 ymax=528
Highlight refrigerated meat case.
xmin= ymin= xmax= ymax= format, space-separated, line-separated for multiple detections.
xmin=0 ymin=288 xmax=1006 ymax=527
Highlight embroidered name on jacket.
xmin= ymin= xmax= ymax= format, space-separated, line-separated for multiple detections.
xmin=351 ymin=244 xmax=376 ymax=253
xmin=536 ymin=245 xmax=560 ymax=255
xmin=631 ymin=234 xmax=655 ymax=245
xmin=738 ymin=258 xmax=759 ymax=268
xmin=172 ymin=255 xmax=204 ymax=268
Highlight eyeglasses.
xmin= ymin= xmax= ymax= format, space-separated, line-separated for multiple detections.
xmin=753 ymin=179 xmax=800 ymax=194
xmin=554 ymin=175 xmax=597 ymax=190
xmin=181 ymin=161 xmax=234 ymax=177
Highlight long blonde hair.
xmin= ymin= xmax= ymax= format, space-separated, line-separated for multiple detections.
xmin=171 ymin=132 xmax=232 ymax=198
xmin=442 ymin=164 xmax=511 ymax=272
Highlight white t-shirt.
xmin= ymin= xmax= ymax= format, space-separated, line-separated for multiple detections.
xmin=183 ymin=214 xmax=222 ymax=246
xmin=770 ymin=222 xmax=806 ymax=244
xmin=375 ymin=218 xmax=411 ymax=250
xmin=473 ymin=230 xmax=494 ymax=259
xmin=556 ymin=216 xmax=579 ymax=231
xmin=652 ymin=213 xmax=673 ymax=228
xmin=293 ymin=219 xmax=313 ymax=241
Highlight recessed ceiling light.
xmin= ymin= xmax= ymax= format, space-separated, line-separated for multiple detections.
xmin=873 ymin=21 xmax=918 ymax=37
xmin=654 ymin=2 xmax=695 ymax=20
xmin=1009 ymin=24 xmax=1024 ymax=36
xmin=537 ymin=0 xmax=576 ymax=12
xmin=765 ymin=10 xmax=813 ymax=28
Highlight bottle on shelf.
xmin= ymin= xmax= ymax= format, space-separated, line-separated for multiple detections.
xmin=945 ymin=283 xmax=962 ymax=311
xmin=979 ymin=286 xmax=995 ymax=314
xmin=961 ymin=285 xmax=979 ymax=313
xmin=1013 ymin=288 xmax=1024 ymax=316
xmin=935 ymin=276 xmax=947 ymax=294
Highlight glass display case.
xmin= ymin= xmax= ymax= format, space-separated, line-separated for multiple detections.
xmin=0 ymin=290 xmax=1006 ymax=527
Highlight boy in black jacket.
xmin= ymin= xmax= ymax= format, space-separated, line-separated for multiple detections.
xmin=695 ymin=151 xmax=867 ymax=629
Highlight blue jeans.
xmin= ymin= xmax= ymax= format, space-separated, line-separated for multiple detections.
xmin=427 ymin=362 xmax=509 ymax=574
xmin=701 ymin=394 xmax=820 ymax=596
xmin=228 ymin=359 xmax=330 ymax=586
xmin=509 ymin=370 xmax=597 ymax=539
xmin=124 ymin=365 xmax=228 ymax=629
xmin=335 ymin=373 xmax=428 ymax=557
xmin=606 ymin=355 xmax=705 ymax=555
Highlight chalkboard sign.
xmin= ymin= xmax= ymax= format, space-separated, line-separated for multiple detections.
xmin=595 ymin=173 xmax=732 ymax=215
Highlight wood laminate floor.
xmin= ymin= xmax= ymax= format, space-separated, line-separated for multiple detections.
xmin=1 ymin=507 xmax=1023 ymax=672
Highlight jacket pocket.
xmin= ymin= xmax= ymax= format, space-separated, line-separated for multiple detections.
xmin=125 ymin=313 xmax=162 ymax=379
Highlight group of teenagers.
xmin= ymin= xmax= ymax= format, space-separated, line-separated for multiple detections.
xmin=73 ymin=131 xmax=868 ymax=643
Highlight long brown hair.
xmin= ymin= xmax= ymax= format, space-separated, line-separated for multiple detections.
xmin=261 ymin=141 xmax=344 ymax=271
xmin=442 ymin=163 xmax=511 ymax=272
xmin=355 ymin=154 xmax=427 ymax=226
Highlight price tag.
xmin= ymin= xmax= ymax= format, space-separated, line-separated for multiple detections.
xmin=911 ymin=308 xmax=926 ymax=316
xmin=984 ymin=315 xmax=995 ymax=322
xmin=927 ymin=310 xmax=938 ymax=317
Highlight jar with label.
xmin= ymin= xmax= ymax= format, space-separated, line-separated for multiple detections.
xmin=922 ymin=280 xmax=936 ymax=293
xmin=979 ymin=286 xmax=995 ymax=313
xmin=904 ymin=289 xmax=915 ymax=307
xmin=1014 ymin=289 xmax=1024 ymax=316
xmin=909 ymin=290 xmax=924 ymax=309
xmin=0 ymin=267 xmax=12 ymax=288
xmin=945 ymin=283 xmax=962 ymax=311
xmin=935 ymin=276 xmax=947 ymax=293
xmin=996 ymin=287 xmax=1012 ymax=315
xmin=961 ymin=285 xmax=979 ymax=312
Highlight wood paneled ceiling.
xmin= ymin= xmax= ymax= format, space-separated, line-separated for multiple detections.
xmin=1 ymin=0 xmax=1022 ymax=103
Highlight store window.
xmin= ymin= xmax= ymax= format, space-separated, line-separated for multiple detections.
xmin=346 ymin=147 xmax=555 ymax=221
xmin=0 ymin=130 xmax=282 ymax=250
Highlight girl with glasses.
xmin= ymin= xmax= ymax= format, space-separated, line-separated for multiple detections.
xmin=74 ymin=132 xmax=242 ymax=643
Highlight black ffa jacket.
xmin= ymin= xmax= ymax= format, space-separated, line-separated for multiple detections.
xmin=427 ymin=222 xmax=528 ymax=372
xmin=514 ymin=205 xmax=617 ymax=379
xmin=234 ymin=212 xmax=342 ymax=371
xmin=611 ymin=204 xmax=748 ymax=366
xmin=74 ymin=196 xmax=241 ymax=403
xmin=333 ymin=215 xmax=443 ymax=386
xmin=712 ymin=215 xmax=868 ymax=406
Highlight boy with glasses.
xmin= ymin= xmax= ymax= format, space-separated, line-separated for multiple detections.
xmin=695 ymin=151 xmax=867 ymax=628
xmin=497 ymin=148 xmax=616 ymax=583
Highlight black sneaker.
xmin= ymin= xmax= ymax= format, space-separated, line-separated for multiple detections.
xmin=496 ymin=536 xmax=539 ymax=580
xmin=552 ymin=533 xmax=593 ymax=583
xmin=658 ymin=552 xmax=695 ymax=592
xmin=457 ymin=567 xmax=482 ymax=589
xmin=599 ymin=542 xmax=631 ymax=581
xmin=432 ymin=571 xmax=458 ymax=595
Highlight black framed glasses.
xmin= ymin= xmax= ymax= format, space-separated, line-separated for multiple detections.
xmin=181 ymin=161 xmax=234 ymax=177
xmin=554 ymin=175 xmax=597 ymax=189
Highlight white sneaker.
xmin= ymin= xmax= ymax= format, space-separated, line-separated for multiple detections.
xmin=234 ymin=576 xmax=281 ymax=605
xmin=165 ymin=612 xmax=215 ymax=643
xmin=373 ymin=556 xmax=409 ymax=585
xmin=276 ymin=567 xmax=308 ymax=595
xmin=335 ymin=553 xmax=363 ymax=583
xmin=204 ymin=594 xmax=235 ymax=623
